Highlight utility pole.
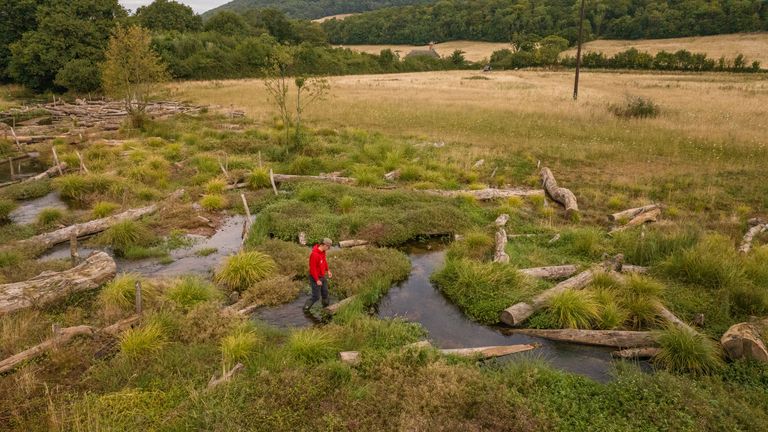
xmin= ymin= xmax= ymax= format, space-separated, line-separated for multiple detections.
xmin=573 ymin=0 xmax=587 ymax=100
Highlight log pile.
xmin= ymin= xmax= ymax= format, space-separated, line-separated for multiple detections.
xmin=540 ymin=167 xmax=578 ymax=218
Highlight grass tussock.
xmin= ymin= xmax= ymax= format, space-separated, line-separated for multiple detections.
xmin=99 ymin=274 xmax=159 ymax=319
xmin=200 ymin=194 xmax=228 ymax=211
xmin=53 ymin=173 xmax=120 ymax=206
xmin=286 ymin=328 xmax=342 ymax=365
xmin=0 ymin=179 xmax=51 ymax=200
xmin=35 ymin=207 xmax=64 ymax=227
xmin=610 ymin=95 xmax=660 ymax=119
xmin=221 ymin=325 xmax=262 ymax=370
xmin=613 ymin=225 xmax=700 ymax=266
xmin=328 ymin=247 xmax=411 ymax=297
xmin=214 ymin=251 xmax=277 ymax=293
xmin=432 ymin=258 xmax=533 ymax=324
xmin=240 ymin=275 xmax=302 ymax=307
xmin=119 ymin=321 xmax=167 ymax=359
xmin=446 ymin=230 xmax=495 ymax=261
xmin=247 ymin=168 xmax=270 ymax=189
xmin=91 ymin=201 xmax=120 ymax=218
xmin=662 ymin=234 xmax=743 ymax=290
xmin=205 ymin=178 xmax=227 ymax=194
xmin=545 ymin=290 xmax=601 ymax=329
xmin=654 ymin=326 xmax=724 ymax=375
xmin=93 ymin=220 xmax=158 ymax=256
xmin=253 ymin=239 xmax=307 ymax=276
xmin=0 ymin=199 xmax=16 ymax=223
xmin=166 ymin=276 xmax=222 ymax=310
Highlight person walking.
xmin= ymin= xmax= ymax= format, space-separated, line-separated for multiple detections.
xmin=304 ymin=237 xmax=333 ymax=311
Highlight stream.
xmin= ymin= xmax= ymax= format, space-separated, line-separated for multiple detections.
xmin=9 ymin=192 xmax=68 ymax=225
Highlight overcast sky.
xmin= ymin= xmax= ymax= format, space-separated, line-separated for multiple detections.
xmin=120 ymin=0 xmax=230 ymax=14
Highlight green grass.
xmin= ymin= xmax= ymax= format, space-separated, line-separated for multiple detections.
xmin=446 ymin=230 xmax=495 ymax=261
xmin=93 ymin=220 xmax=158 ymax=256
xmin=286 ymin=328 xmax=342 ymax=365
xmin=252 ymin=239 xmax=307 ymax=276
xmin=654 ymin=326 xmax=725 ymax=375
xmin=545 ymin=290 xmax=601 ymax=329
xmin=166 ymin=276 xmax=222 ymax=310
xmin=0 ymin=199 xmax=16 ymax=223
xmin=613 ymin=225 xmax=700 ymax=266
xmin=661 ymin=234 xmax=744 ymax=290
xmin=214 ymin=251 xmax=277 ymax=293
xmin=205 ymin=178 xmax=227 ymax=194
xmin=247 ymin=168 xmax=270 ymax=189
xmin=240 ymin=275 xmax=301 ymax=307
xmin=432 ymin=258 xmax=534 ymax=324
xmin=119 ymin=321 xmax=168 ymax=359
xmin=53 ymin=173 xmax=120 ymax=206
xmin=200 ymin=194 xmax=228 ymax=211
xmin=0 ymin=179 xmax=51 ymax=200
xmin=92 ymin=201 xmax=120 ymax=218
xmin=221 ymin=325 xmax=261 ymax=371
xmin=35 ymin=207 xmax=64 ymax=227
xmin=328 ymin=247 xmax=411 ymax=298
xmin=99 ymin=274 xmax=159 ymax=319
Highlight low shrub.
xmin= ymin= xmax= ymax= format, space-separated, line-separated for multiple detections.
xmin=610 ymin=96 xmax=660 ymax=119
xmin=166 ymin=276 xmax=222 ymax=310
xmin=214 ymin=251 xmax=277 ymax=292
xmin=545 ymin=290 xmax=600 ymax=329
xmin=654 ymin=326 xmax=724 ymax=374
xmin=286 ymin=328 xmax=341 ymax=364
xmin=329 ymin=247 xmax=411 ymax=297
xmin=205 ymin=178 xmax=227 ymax=194
xmin=240 ymin=275 xmax=302 ymax=307
xmin=253 ymin=239 xmax=307 ymax=276
xmin=338 ymin=195 xmax=354 ymax=214
xmin=247 ymin=168 xmax=270 ymax=189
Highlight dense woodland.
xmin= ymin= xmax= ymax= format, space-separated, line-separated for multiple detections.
xmin=0 ymin=0 xmax=764 ymax=94
xmin=322 ymin=0 xmax=768 ymax=44
xmin=203 ymin=0 xmax=433 ymax=20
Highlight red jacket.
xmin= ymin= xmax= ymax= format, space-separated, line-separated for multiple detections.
xmin=309 ymin=244 xmax=328 ymax=281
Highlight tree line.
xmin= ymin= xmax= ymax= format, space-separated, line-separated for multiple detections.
xmin=202 ymin=0 xmax=433 ymax=20
xmin=322 ymin=0 xmax=768 ymax=45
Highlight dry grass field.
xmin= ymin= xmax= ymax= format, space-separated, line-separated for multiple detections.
xmin=312 ymin=13 xmax=357 ymax=23
xmin=338 ymin=40 xmax=512 ymax=62
xmin=561 ymin=33 xmax=768 ymax=66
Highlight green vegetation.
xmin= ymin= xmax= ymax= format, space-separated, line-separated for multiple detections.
xmin=239 ymin=274 xmax=302 ymax=306
xmin=214 ymin=250 xmax=277 ymax=292
xmin=546 ymin=290 xmax=601 ymax=329
xmin=99 ymin=274 xmax=159 ymax=319
xmin=286 ymin=328 xmax=342 ymax=364
xmin=200 ymin=194 xmax=228 ymax=211
xmin=221 ymin=324 xmax=261 ymax=370
xmin=205 ymin=0 xmax=429 ymax=20
xmin=119 ymin=320 xmax=168 ymax=359
xmin=93 ymin=220 xmax=158 ymax=257
xmin=655 ymin=326 xmax=725 ymax=375
xmin=0 ymin=199 xmax=15 ymax=223
xmin=35 ymin=207 xmax=65 ymax=227
xmin=610 ymin=96 xmax=661 ymax=119
xmin=165 ymin=276 xmax=222 ymax=309
xmin=92 ymin=201 xmax=120 ymax=218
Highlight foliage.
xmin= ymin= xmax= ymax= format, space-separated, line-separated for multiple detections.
xmin=166 ymin=276 xmax=222 ymax=309
xmin=432 ymin=258 xmax=532 ymax=324
xmin=93 ymin=220 xmax=158 ymax=256
xmin=221 ymin=325 xmax=261 ymax=370
xmin=53 ymin=173 xmax=119 ymax=206
xmin=253 ymin=239 xmax=307 ymax=276
xmin=92 ymin=201 xmax=120 ymax=218
xmin=204 ymin=0 xmax=431 ymax=20
xmin=446 ymin=230 xmax=494 ymax=261
xmin=99 ymin=273 xmax=159 ymax=318
xmin=327 ymin=247 xmax=411 ymax=297
xmin=135 ymin=0 xmax=202 ymax=33
xmin=240 ymin=274 xmax=302 ymax=307
xmin=0 ymin=179 xmax=51 ymax=201
xmin=286 ymin=328 xmax=341 ymax=364
xmin=610 ymin=96 xmax=660 ymax=119
xmin=654 ymin=326 xmax=724 ymax=375
xmin=545 ymin=290 xmax=601 ymax=329
xmin=200 ymin=194 xmax=228 ymax=211
xmin=35 ymin=207 xmax=64 ymax=227
xmin=662 ymin=234 xmax=744 ymax=290
xmin=214 ymin=250 xmax=277 ymax=292
xmin=0 ymin=199 xmax=16 ymax=224
xmin=613 ymin=225 xmax=700 ymax=266
xmin=119 ymin=321 xmax=168 ymax=359
xmin=102 ymin=25 xmax=169 ymax=117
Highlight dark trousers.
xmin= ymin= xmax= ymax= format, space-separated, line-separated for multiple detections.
xmin=306 ymin=274 xmax=328 ymax=308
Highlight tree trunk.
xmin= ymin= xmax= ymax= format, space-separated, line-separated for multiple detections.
xmin=510 ymin=329 xmax=657 ymax=348
xmin=519 ymin=265 xmax=578 ymax=280
xmin=339 ymin=240 xmax=369 ymax=248
xmin=422 ymin=188 xmax=544 ymax=200
xmin=0 ymin=252 xmax=116 ymax=315
xmin=608 ymin=204 xmax=659 ymax=222
xmin=612 ymin=347 xmax=661 ymax=359
xmin=500 ymin=269 xmax=595 ymax=326
xmin=540 ymin=167 xmax=578 ymax=218
xmin=720 ymin=322 xmax=768 ymax=362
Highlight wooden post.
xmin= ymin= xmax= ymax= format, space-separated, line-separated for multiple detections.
xmin=258 ymin=151 xmax=263 ymax=168
xmin=9 ymin=127 xmax=22 ymax=151
xmin=219 ymin=157 xmax=231 ymax=184
xmin=75 ymin=151 xmax=89 ymax=173
xmin=135 ymin=280 xmax=143 ymax=315
xmin=240 ymin=193 xmax=252 ymax=248
xmin=51 ymin=147 xmax=64 ymax=176
xmin=8 ymin=157 xmax=13 ymax=179
xmin=573 ymin=0 xmax=586 ymax=100
xmin=269 ymin=168 xmax=278 ymax=196
xmin=69 ymin=231 xmax=79 ymax=266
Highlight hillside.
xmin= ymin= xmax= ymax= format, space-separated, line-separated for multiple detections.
xmin=202 ymin=0 xmax=431 ymax=20
xmin=561 ymin=33 xmax=768 ymax=67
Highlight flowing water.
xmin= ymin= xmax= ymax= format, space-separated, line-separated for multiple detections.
xmin=9 ymin=192 xmax=68 ymax=225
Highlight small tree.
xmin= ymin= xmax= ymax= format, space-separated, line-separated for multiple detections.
xmin=101 ymin=25 xmax=169 ymax=126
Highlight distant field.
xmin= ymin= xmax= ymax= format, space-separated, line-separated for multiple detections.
xmin=562 ymin=33 xmax=768 ymax=66
xmin=338 ymin=40 xmax=512 ymax=62
xmin=312 ymin=13 xmax=357 ymax=23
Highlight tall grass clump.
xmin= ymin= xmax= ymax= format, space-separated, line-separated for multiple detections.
xmin=286 ymin=328 xmax=342 ymax=364
xmin=240 ymin=275 xmax=301 ymax=307
xmin=92 ymin=201 xmax=120 ymax=218
xmin=36 ymin=207 xmax=64 ymax=227
xmin=247 ymin=168 xmax=270 ymax=189
xmin=214 ymin=251 xmax=277 ymax=292
xmin=205 ymin=178 xmax=227 ymax=194
xmin=0 ymin=179 xmax=51 ymax=200
xmin=54 ymin=173 xmax=117 ymax=205
xmin=200 ymin=194 xmax=228 ymax=211
xmin=613 ymin=226 xmax=700 ymax=266
xmin=221 ymin=325 xmax=261 ymax=371
xmin=616 ymin=275 xmax=665 ymax=329
xmin=545 ymin=290 xmax=601 ymax=329
xmin=119 ymin=321 xmax=167 ymax=359
xmin=610 ymin=95 xmax=660 ymax=119
xmin=94 ymin=220 xmax=157 ymax=256
xmin=0 ymin=199 xmax=17 ymax=223
xmin=661 ymin=234 xmax=744 ymax=289
xmin=446 ymin=230 xmax=494 ymax=261
xmin=166 ymin=276 xmax=221 ymax=310
xmin=99 ymin=273 xmax=158 ymax=318
xmin=654 ymin=326 xmax=724 ymax=375
xmin=432 ymin=258 xmax=532 ymax=324
xmin=561 ymin=227 xmax=607 ymax=260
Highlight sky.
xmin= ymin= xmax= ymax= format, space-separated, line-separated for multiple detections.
xmin=120 ymin=0 xmax=230 ymax=14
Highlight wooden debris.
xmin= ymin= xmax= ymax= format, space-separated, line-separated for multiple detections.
xmin=540 ymin=167 xmax=579 ymax=218
xmin=721 ymin=322 xmax=768 ymax=362
xmin=207 ymin=363 xmax=245 ymax=389
xmin=471 ymin=159 xmax=485 ymax=169
xmin=339 ymin=239 xmax=368 ymax=248
xmin=240 ymin=194 xmax=252 ymax=248
xmin=324 ymin=295 xmax=357 ymax=315
xmin=519 ymin=265 xmax=578 ymax=280
xmin=440 ymin=344 xmax=536 ymax=358
xmin=620 ymin=265 xmax=648 ymax=274
xmin=609 ymin=204 xmax=659 ymax=222
xmin=0 ymin=325 xmax=96 ymax=374
xmin=738 ymin=222 xmax=767 ymax=254
xmin=493 ymin=213 xmax=510 ymax=264
xmin=610 ymin=208 xmax=661 ymax=234
xmin=511 ymin=329 xmax=657 ymax=348
xmin=384 ymin=169 xmax=400 ymax=181
xmin=612 ymin=347 xmax=661 ymax=359
xmin=0 ymin=252 xmax=116 ymax=315
xmin=298 ymin=232 xmax=307 ymax=246
xmin=339 ymin=351 xmax=361 ymax=365
xmin=422 ymin=188 xmax=544 ymax=200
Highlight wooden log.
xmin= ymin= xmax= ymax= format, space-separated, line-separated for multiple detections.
xmin=0 ymin=325 xmax=95 ymax=373
xmin=610 ymin=208 xmax=661 ymax=234
xmin=720 ymin=322 xmax=768 ymax=362
xmin=15 ymin=189 xmax=183 ymax=253
xmin=656 ymin=303 xmax=695 ymax=333
xmin=51 ymin=147 xmax=63 ymax=176
xmin=268 ymin=169 xmax=278 ymax=196
xmin=384 ymin=169 xmax=400 ymax=181
xmin=500 ymin=269 xmax=596 ymax=326
xmin=339 ymin=239 xmax=368 ymax=248
xmin=69 ymin=232 xmax=79 ymax=266
xmin=621 ymin=265 xmax=649 ymax=274
xmin=101 ymin=315 xmax=140 ymax=336
xmin=440 ymin=344 xmax=536 ymax=358
xmin=339 ymin=351 xmax=360 ymax=365
xmin=739 ymin=223 xmax=767 ymax=254
xmin=493 ymin=227 xmax=510 ymax=263
xmin=0 ymin=252 xmax=116 ymax=315
xmin=21 ymin=162 xmax=67 ymax=183
xmin=495 ymin=214 xmax=510 ymax=227
xmin=207 ymin=363 xmax=245 ymax=389
xmin=612 ymin=347 xmax=661 ymax=359
xmin=324 ymin=295 xmax=357 ymax=315
xmin=519 ymin=265 xmax=578 ymax=280
xmin=75 ymin=151 xmax=89 ymax=173
xmin=609 ymin=204 xmax=659 ymax=222
xmin=511 ymin=329 xmax=657 ymax=348
xmin=540 ymin=167 xmax=578 ymax=218
xmin=422 ymin=188 xmax=544 ymax=200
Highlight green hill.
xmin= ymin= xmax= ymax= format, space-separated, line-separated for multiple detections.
xmin=202 ymin=0 xmax=432 ymax=20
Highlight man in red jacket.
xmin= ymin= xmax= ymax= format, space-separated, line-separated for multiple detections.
xmin=304 ymin=237 xmax=333 ymax=311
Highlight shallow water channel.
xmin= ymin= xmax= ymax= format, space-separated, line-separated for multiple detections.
xmin=9 ymin=192 xmax=68 ymax=225
xmin=0 ymin=157 xmax=44 ymax=183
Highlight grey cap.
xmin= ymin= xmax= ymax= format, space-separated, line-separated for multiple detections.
xmin=322 ymin=237 xmax=333 ymax=246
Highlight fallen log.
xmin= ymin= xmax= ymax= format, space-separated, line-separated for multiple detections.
xmin=0 ymin=325 xmax=95 ymax=374
xmin=621 ymin=265 xmax=649 ymax=274
xmin=422 ymin=188 xmax=544 ymax=200
xmin=339 ymin=344 xmax=536 ymax=365
xmin=612 ymin=347 xmax=661 ymax=359
xmin=610 ymin=208 xmax=661 ymax=234
xmin=720 ymin=322 xmax=768 ymax=362
xmin=384 ymin=169 xmax=400 ymax=181
xmin=16 ymin=162 xmax=68 ymax=184
xmin=339 ymin=240 xmax=368 ymax=248
xmin=540 ymin=167 xmax=578 ymax=218
xmin=0 ymin=252 xmax=116 ymax=315
xmin=738 ymin=223 xmax=767 ymax=254
xmin=15 ymin=189 xmax=183 ymax=253
xmin=608 ymin=204 xmax=660 ymax=222
xmin=207 ymin=363 xmax=245 ymax=389
xmin=324 ymin=295 xmax=357 ymax=315
xmin=519 ymin=265 xmax=578 ymax=280
xmin=656 ymin=303 xmax=696 ymax=333
xmin=511 ymin=329 xmax=657 ymax=348
xmin=500 ymin=269 xmax=596 ymax=326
